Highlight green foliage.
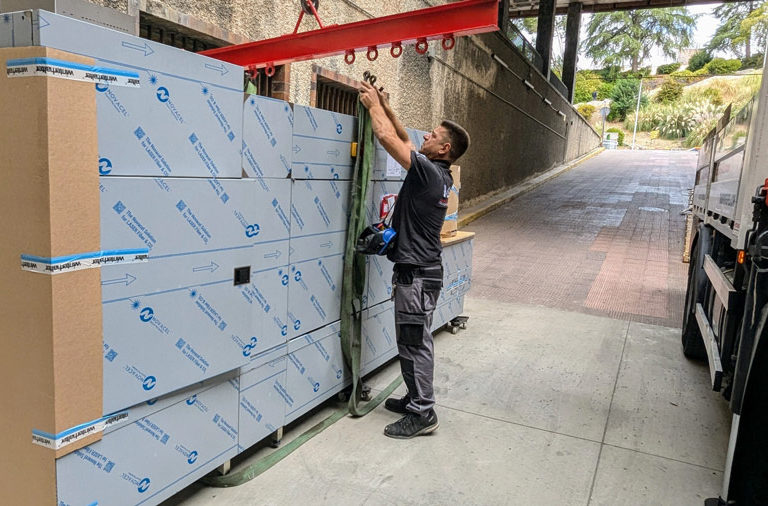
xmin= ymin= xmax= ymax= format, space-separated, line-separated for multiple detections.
xmin=577 ymin=104 xmax=596 ymax=119
xmin=656 ymin=62 xmax=682 ymax=75
xmin=608 ymin=79 xmax=646 ymax=121
xmin=708 ymin=2 xmax=767 ymax=59
xmin=606 ymin=127 xmax=625 ymax=146
xmin=693 ymin=68 xmax=710 ymax=76
xmin=573 ymin=72 xmax=599 ymax=103
xmin=584 ymin=9 xmax=697 ymax=71
xmin=671 ymin=69 xmax=695 ymax=77
xmin=624 ymin=99 xmax=723 ymax=144
xmin=655 ymin=78 xmax=684 ymax=103
xmin=597 ymin=81 xmax=615 ymax=99
xmin=687 ymin=51 xmax=712 ymax=72
xmin=705 ymin=58 xmax=743 ymax=74
xmin=741 ymin=52 xmax=764 ymax=69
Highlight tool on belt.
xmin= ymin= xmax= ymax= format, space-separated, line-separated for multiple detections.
xmin=356 ymin=198 xmax=396 ymax=256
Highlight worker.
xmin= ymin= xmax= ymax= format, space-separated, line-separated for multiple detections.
xmin=358 ymin=81 xmax=470 ymax=439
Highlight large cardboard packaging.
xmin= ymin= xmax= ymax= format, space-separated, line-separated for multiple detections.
xmin=441 ymin=165 xmax=461 ymax=237
xmin=0 ymin=46 xmax=103 ymax=504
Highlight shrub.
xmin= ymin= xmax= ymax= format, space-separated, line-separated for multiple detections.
xmin=597 ymin=81 xmax=615 ymax=100
xmin=693 ymin=68 xmax=710 ymax=76
xmin=654 ymin=78 xmax=684 ymax=104
xmin=688 ymin=51 xmax=712 ymax=72
xmin=656 ymin=62 xmax=681 ymax=75
xmin=606 ymin=127 xmax=625 ymax=146
xmin=705 ymin=58 xmax=742 ymax=75
xmin=671 ymin=69 xmax=695 ymax=78
xmin=741 ymin=53 xmax=764 ymax=69
xmin=577 ymin=103 xmax=596 ymax=119
xmin=573 ymin=71 xmax=600 ymax=103
xmin=608 ymin=79 xmax=646 ymax=121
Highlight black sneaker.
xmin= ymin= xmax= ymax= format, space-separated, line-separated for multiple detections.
xmin=383 ymin=410 xmax=439 ymax=439
xmin=384 ymin=396 xmax=410 ymax=414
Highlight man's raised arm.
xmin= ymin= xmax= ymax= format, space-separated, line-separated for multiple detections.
xmin=359 ymin=81 xmax=413 ymax=170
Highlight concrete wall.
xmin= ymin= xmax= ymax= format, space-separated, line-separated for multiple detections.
xmin=92 ymin=0 xmax=600 ymax=204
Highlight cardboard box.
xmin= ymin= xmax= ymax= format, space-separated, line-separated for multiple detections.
xmin=56 ymin=373 xmax=239 ymax=505
xmin=1 ymin=10 xmax=244 ymax=178
xmin=292 ymin=105 xmax=356 ymax=180
xmin=441 ymin=165 xmax=461 ymax=237
xmin=0 ymin=46 xmax=103 ymax=504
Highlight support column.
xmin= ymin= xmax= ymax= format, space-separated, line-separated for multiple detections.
xmin=497 ymin=0 xmax=510 ymax=31
xmin=562 ymin=2 xmax=582 ymax=102
xmin=535 ymin=0 xmax=557 ymax=77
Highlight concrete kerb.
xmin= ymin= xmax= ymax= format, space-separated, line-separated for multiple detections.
xmin=458 ymin=147 xmax=605 ymax=228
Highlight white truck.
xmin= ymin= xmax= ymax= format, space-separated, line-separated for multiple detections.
xmin=684 ymin=64 xmax=768 ymax=505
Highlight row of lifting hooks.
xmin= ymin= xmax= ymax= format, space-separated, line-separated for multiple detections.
xmin=343 ymin=33 xmax=456 ymax=65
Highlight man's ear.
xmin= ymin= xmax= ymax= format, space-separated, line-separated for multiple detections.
xmin=439 ymin=142 xmax=452 ymax=157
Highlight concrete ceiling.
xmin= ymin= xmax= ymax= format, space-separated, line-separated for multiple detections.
xmin=509 ymin=0 xmax=727 ymax=18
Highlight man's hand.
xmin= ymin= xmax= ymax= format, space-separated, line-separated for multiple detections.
xmin=359 ymin=81 xmax=382 ymax=110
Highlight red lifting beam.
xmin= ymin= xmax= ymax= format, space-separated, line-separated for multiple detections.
xmin=200 ymin=0 xmax=499 ymax=69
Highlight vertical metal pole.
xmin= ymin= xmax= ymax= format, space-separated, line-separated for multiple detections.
xmin=631 ymin=78 xmax=643 ymax=150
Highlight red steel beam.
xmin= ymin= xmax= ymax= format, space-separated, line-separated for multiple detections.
xmin=200 ymin=0 xmax=500 ymax=68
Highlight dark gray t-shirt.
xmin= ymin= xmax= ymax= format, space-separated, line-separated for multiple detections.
xmin=387 ymin=151 xmax=453 ymax=266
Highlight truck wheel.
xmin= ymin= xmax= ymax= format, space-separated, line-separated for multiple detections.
xmin=682 ymin=233 xmax=709 ymax=359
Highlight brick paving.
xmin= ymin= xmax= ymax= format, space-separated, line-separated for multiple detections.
xmin=465 ymin=150 xmax=696 ymax=328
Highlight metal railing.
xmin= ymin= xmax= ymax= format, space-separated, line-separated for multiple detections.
xmin=505 ymin=21 xmax=543 ymax=72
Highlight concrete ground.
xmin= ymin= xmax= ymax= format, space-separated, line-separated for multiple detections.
xmin=164 ymin=150 xmax=731 ymax=505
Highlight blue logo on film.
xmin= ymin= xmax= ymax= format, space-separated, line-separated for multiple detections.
xmin=95 ymin=83 xmax=108 ymax=92
xmin=137 ymin=478 xmax=151 ymax=493
xmin=156 ymin=87 xmax=170 ymax=103
xmin=186 ymin=395 xmax=197 ymax=406
xmin=142 ymin=376 xmax=156 ymax=391
xmin=281 ymin=274 xmax=289 ymax=286
xmin=313 ymin=382 xmax=320 ymax=392
xmin=336 ymin=123 xmax=343 ymax=134
xmin=245 ymin=224 xmax=260 ymax=238
xmin=336 ymin=369 xmax=343 ymax=379
xmin=98 ymin=157 xmax=112 ymax=175
xmin=294 ymin=270 xmax=302 ymax=282
xmin=147 ymin=398 xmax=158 ymax=406
xmin=281 ymin=325 xmax=288 ymax=336
xmin=187 ymin=450 xmax=198 ymax=465
xmin=139 ymin=307 xmax=154 ymax=322
xmin=293 ymin=320 xmax=301 ymax=331
xmin=242 ymin=337 xmax=258 ymax=357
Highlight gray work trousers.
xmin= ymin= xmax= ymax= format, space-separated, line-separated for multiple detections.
xmin=392 ymin=263 xmax=443 ymax=416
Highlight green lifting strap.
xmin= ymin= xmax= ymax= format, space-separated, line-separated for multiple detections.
xmin=340 ymin=100 xmax=375 ymax=417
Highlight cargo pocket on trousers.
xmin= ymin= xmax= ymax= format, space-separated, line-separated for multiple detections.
xmin=396 ymin=311 xmax=427 ymax=346
xmin=421 ymin=279 xmax=442 ymax=313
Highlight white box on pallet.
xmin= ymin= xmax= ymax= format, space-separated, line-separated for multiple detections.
xmin=286 ymin=254 xmax=344 ymax=340
xmin=56 ymin=375 xmax=239 ymax=506
xmin=103 ymin=370 xmax=238 ymax=436
xmin=242 ymin=94 xmax=294 ymax=179
xmin=1 ymin=10 xmax=243 ymax=178
xmin=100 ymin=177 xmax=291 ymax=413
xmin=292 ymin=105 xmax=355 ymax=180
xmin=238 ymin=357 xmax=287 ymax=452
xmin=283 ymin=322 xmax=349 ymax=424
xmin=360 ymin=301 xmax=397 ymax=377
xmin=289 ymin=179 xmax=350 ymax=261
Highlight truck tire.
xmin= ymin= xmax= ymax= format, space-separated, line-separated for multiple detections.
xmin=682 ymin=230 xmax=710 ymax=359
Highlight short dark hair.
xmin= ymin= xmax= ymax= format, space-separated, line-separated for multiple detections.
xmin=440 ymin=120 xmax=470 ymax=162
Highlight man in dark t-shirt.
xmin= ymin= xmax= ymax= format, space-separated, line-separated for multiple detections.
xmin=359 ymin=81 xmax=470 ymax=439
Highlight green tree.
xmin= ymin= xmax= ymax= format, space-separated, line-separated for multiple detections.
xmin=707 ymin=2 xmax=766 ymax=59
xmin=740 ymin=2 xmax=768 ymax=58
xmin=584 ymin=8 xmax=697 ymax=72
xmin=687 ymin=50 xmax=712 ymax=71
xmin=608 ymin=79 xmax=646 ymax=121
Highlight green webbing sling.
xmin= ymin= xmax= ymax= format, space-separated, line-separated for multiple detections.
xmin=340 ymin=100 xmax=375 ymax=417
